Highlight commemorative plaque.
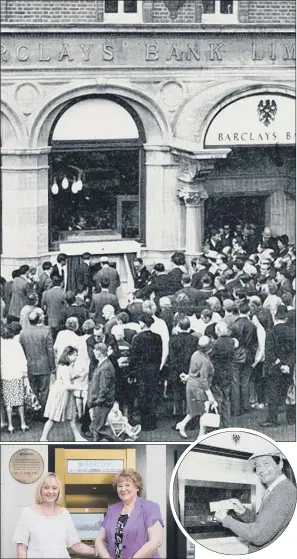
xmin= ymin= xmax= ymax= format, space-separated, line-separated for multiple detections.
xmin=9 ymin=449 xmax=44 ymax=484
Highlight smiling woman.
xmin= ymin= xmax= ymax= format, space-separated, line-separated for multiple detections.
xmin=95 ymin=468 xmax=164 ymax=559
xmin=13 ymin=472 xmax=97 ymax=559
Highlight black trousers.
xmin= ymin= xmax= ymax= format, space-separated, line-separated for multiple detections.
xmin=90 ymin=405 xmax=112 ymax=441
xmin=137 ymin=374 xmax=159 ymax=431
xmin=266 ymin=368 xmax=291 ymax=424
xmin=28 ymin=374 xmax=50 ymax=410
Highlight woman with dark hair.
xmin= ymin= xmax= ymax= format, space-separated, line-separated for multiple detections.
xmin=40 ymin=346 xmax=86 ymax=441
xmin=1 ymin=324 xmax=29 ymax=433
xmin=168 ymin=252 xmax=187 ymax=294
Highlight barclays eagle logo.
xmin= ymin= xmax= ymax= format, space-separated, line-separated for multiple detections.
xmin=257 ymin=99 xmax=278 ymax=127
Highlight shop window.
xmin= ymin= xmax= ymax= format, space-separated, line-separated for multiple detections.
xmin=49 ymin=97 xmax=145 ymax=249
xmin=202 ymin=0 xmax=238 ymax=23
xmin=104 ymin=0 xmax=143 ymax=22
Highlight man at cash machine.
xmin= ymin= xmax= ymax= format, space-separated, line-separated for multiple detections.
xmin=214 ymin=450 xmax=296 ymax=553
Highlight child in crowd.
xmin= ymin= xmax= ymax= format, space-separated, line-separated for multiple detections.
xmin=40 ymin=345 xmax=86 ymax=441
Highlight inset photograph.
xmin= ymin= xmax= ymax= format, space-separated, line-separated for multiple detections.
xmin=171 ymin=429 xmax=296 ymax=554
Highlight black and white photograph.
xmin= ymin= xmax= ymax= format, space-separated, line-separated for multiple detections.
xmin=1 ymin=1 xmax=296 ymax=444
xmin=170 ymin=429 xmax=297 ymax=555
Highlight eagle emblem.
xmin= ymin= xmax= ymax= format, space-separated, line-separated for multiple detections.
xmin=257 ymin=99 xmax=277 ymax=127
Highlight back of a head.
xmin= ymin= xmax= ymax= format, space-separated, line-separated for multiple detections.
xmin=201 ymin=308 xmax=213 ymax=320
xmin=215 ymin=320 xmax=230 ymax=337
xmin=101 ymin=277 xmax=110 ymax=289
xmin=201 ymin=274 xmax=212 ymax=287
xmin=66 ymin=291 xmax=76 ymax=305
xmin=57 ymin=253 xmax=67 ymax=264
xmin=66 ymin=316 xmax=79 ymax=332
xmin=142 ymin=300 xmax=156 ymax=316
xmin=178 ymin=316 xmax=191 ymax=331
xmin=42 ymin=261 xmax=52 ymax=271
xmin=159 ymin=296 xmax=172 ymax=309
xmin=117 ymin=311 xmax=130 ymax=324
xmin=207 ymin=296 xmax=221 ymax=312
xmin=154 ymin=263 xmax=165 ymax=273
xmin=171 ymin=252 xmax=186 ymax=266
xmin=182 ymin=274 xmax=191 ymax=285
xmin=267 ymin=282 xmax=278 ymax=295
xmin=238 ymin=301 xmax=250 ymax=315
xmin=275 ymin=304 xmax=288 ymax=321
xmin=82 ymin=318 xmax=95 ymax=334
xmin=52 ymin=276 xmax=62 ymax=287
xmin=94 ymin=342 xmax=108 ymax=356
xmin=82 ymin=252 xmax=91 ymax=260
xmin=27 ymin=293 xmax=37 ymax=306
xmin=1 ymin=324 xmax=14 ymax=339
xmin=19 ymin=264 xmax=30 ymax=276
xmin=134 ymin=257 xmax=143 ymax=265
xmin=198 ymin=256 xmax=209 ymax=268
xmin=223 ymin=299 xmax=235 ymax=313
xmin=138 ymin=312 xmax=154 ymax=328
xmin=28 ymin=310 xmax=41 ymax=326
xmin=12 ymin=269 xmax=20 ymax=279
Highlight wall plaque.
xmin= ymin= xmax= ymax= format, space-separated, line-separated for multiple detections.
xmin=9 ymin=449 xmax=44 ymax=484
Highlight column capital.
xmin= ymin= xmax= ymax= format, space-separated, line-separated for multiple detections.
xmin=178 ymin=185 xmax=208 ymax=207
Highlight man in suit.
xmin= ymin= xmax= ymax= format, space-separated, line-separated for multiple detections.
xmin=260 ymin=304 xmax=295 ymax=427
xmin=75 ymin=252 xmax=92 ymax=295
xmin=8 ymin=264 xmax=32 ymax=321
xmin=88 ymin=342 xmax=115 ymax=441
xmin=42 ymin=276 xmax=66 ymax=340
xmin=215 ymin=451 xmax=297 ymax=553
xmin=20 ymin=309 xmax=56 ymax=411
xmin=51 ymin=253 xmax=68 ymax=291
xmin=133 ymin=257 xmax=151 ymax=291
xmin=90 ymin=277 xmax=120 ymax=324
xmin=172 ymin=274 xmax=200 ymax=314
xmin=37 ymin=261 xmax=53 ymax=304
xmin=146 ymin=263 xmax=173 ymax=306
xmin=59 ymin=290 xmax=88 ymax=332
xmin=93 ymin=256 xmax=120 ymax=295
xmin=207 ymin=228 xmax=223 ymax=254
xmin=260 ymin=226 xmax=278 ymax=253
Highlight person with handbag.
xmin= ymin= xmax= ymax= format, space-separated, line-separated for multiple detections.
xmin=173 ymin=336 xmax=217 ymax=438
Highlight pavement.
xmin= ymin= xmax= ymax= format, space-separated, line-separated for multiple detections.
xmin=0 ymin=400 xmax=294 ymax=443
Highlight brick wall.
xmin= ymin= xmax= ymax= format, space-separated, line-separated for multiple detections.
xmin=246 ymin=0 xmax=296 ymax=24
xmin=2 ymin=0 xmax=296 ymax=24
xmin=5 ymin=0 xmax=99 ymax=23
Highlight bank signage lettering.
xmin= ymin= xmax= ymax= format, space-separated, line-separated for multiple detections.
xmin=205 ymin=94 xmax=296 ymax=147
xmin=1 ymin=35 xmax=295 ymax=67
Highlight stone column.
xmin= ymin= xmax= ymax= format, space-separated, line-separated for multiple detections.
xmin=177 ymin=158 xmax=215 ymax=260
xmin=1 ymin=148 xmax=50 ymax=263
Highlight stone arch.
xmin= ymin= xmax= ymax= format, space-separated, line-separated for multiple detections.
xmin=1 ymin=96 xmax=28 ymax=147
xmin=29 ymin=82 xmax=172 ymax=148
xmin=173 ymin=80 xmax=295 ymax=148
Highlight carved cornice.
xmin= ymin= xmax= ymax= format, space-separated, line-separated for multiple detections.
xmin=177 ymin=158 xmax=215 ymax=184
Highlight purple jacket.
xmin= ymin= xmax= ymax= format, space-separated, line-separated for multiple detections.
xmin=102 ymin=496 xmax=164 ymax=559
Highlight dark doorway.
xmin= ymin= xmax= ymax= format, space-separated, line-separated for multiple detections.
xmin=204 ymin=195 xmax=266 ymax=239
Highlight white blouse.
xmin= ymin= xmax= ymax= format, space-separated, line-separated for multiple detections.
xmin=13 ymin=507 xmax=80 ymax=558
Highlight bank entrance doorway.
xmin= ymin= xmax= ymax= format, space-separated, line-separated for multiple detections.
xmin=204 ymin=195 xmax=266 ymax=240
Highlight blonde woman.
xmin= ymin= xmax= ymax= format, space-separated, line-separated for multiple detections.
xmin=95 ymin=468 xmax=163 ymax=558
xmin=13 ymin=472 xmax=97 ymax=558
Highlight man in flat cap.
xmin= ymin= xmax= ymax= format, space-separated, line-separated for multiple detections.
xmin=215 ymin=450 xmax=296 ymax=552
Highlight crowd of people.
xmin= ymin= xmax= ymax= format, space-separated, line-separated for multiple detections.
xmin=0 ymin=222 xmax=296 ymax=441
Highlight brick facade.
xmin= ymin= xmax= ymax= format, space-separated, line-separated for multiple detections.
xmin=2 ymin=0 xmax=296 ymax=24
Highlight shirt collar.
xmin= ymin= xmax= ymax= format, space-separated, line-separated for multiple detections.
xmin=267 ymin=473 xmax=287 ymax=493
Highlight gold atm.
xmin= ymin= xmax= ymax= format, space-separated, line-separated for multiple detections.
xmin=55 ymin=448 xmax=136 ymax=545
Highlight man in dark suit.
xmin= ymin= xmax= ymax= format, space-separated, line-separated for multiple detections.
xmin=37 ymin=261 xmax=53 ymax=305
xmin=51 ymin=253 xmax=68 ymax=290
xmin=42 ymin=276 xmax=66 ymax=340
xmin=207 ymin=228 xmax=223 ymax=253
xmin=130 ymin=313 xmax=162 ymax=431
xmin=260 ymin=304 xmax=295 ymax=427
xmin=93 ymin=256 xmax=120 ymax=295
xmin=59 ymin=290 xmax=89 ymax=332
xmin=89 ymin=277 xmax=120 ymax=324
xmin=146 ymin=263 xmax=173 ymax=306
xmin=260 ymin=227 xmax=278 ymax=253
xmin=20 ymin=310 xmax=56 ymax=411
xmin=75 ymin=252 xmax=92 ymax=295
xmin=172 ymin=274 xmax=200 ymax=313
xmin=8 ymin=264 xmax=32 ymax=321
xmin=133 ymin=257 xmax=151 ymax=291
xmin=88 ymin=342 xmax=115 ymax=441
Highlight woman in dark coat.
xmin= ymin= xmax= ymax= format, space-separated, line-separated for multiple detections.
xmin=174 ymin=336 xmax=217 ymax=438
xmin=130 ymin=313 xmax=162 ymax=431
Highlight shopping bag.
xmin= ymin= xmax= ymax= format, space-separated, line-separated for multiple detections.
xmin=200 ymin=402 xmax=220 ymax=428
xmin=24 ymin=377 xmax=42 ymax=412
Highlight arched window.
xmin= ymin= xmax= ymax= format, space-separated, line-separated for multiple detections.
xmin=49 ymin=97 xmax=145 ymax=249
